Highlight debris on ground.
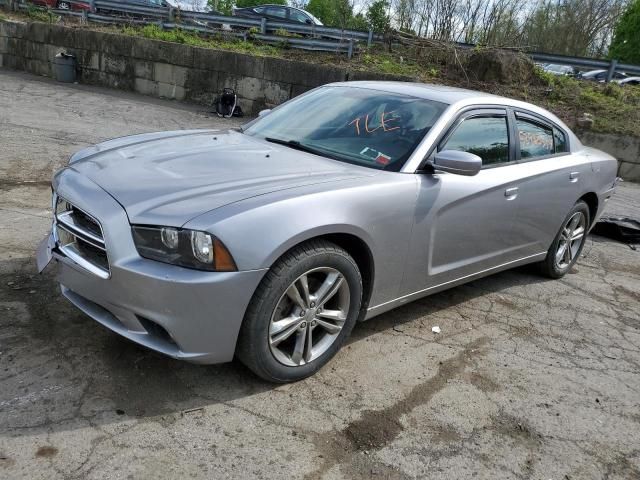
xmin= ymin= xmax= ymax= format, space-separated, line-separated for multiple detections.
xmin=432 ymin=326 xmax=441 ymax=334
xmin=592 ymin=217 xmax=640 ymax=247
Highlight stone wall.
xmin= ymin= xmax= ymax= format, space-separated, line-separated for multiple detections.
xmin=578 ymin=131 xmax=640 ymax=182
xmin=0 ymin=20 xmax=409 ymax=114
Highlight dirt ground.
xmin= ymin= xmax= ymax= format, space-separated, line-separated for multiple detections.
xmin=1 ymin=69 xmax=640 ymax=480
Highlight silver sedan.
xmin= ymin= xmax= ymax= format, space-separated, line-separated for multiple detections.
xmin=37 ymin=82 xmax=618 ymax=382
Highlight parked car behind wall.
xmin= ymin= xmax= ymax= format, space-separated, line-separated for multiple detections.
xmin=232 ymin=4 xmax=323 ymax=26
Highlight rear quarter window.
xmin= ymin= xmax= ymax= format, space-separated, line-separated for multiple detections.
xmin=554 ymin=127 xmax=568 ymax=153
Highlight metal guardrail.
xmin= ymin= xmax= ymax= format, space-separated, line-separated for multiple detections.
xmin=530 ymin=52 xmax=640 ymax=78
xmin=2 ymin=0 xmax=640 ymax=73
xmin=5 ymin=0 xmax=366 ymax=56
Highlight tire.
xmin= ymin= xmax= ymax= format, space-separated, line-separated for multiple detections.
xmin=537 ymin=200 xmax=590 ymax=279
xmin=237 ymin=240 xmax=362 ymax=383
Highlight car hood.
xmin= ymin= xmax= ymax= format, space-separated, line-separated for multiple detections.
xmin=69 ymin=129 xmax=373 ymax=226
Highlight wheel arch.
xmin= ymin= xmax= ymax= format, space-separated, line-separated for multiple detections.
xmin=263 ymin=229 xmax=376 ymax=320
xmin=579 ymin=192 xmax=598 ymax=227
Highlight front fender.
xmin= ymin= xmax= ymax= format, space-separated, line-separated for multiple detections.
xmin=184 ymin=175 xmax=419 ymax=308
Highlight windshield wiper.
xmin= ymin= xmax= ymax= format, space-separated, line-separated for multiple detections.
xmin=264 ymin=137 xmax=340 ymax=160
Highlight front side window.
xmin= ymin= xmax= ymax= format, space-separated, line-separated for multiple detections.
xmin=442 ymin=116 xmax=510 ymax=166
xmin=517 ymin=118 xmax=554 ymax=158
xmin=244 ymin=86 xmax=448 ymax=171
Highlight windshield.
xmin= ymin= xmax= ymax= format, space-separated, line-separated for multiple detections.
xmin=244 ymin=86 xmax=448 ymax=171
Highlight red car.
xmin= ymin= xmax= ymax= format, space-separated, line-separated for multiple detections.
xmin=29 ymin=0 xmax=91 ymax=11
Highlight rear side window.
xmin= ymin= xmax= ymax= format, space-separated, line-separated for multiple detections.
xmin=442 ymin=116 xmax=510 ymax=166
xmin=266 ymin=6 xmax=286 ymax=18
xmin=517 ymin=118 xmax=554 ymax=158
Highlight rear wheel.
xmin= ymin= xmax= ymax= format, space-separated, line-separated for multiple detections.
xmin=538 ymin=200 xmax=590 ymax=278
xmin=237 ymin=240 xmax=362 ymax=383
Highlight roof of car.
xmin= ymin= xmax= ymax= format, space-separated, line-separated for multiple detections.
xmin=327 ymin=81 xmax=505 ymax=105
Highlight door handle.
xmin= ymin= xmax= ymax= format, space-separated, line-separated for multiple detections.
xmin=505 ymin=187 xmax=519 ymax=199
xmin=570 ymin=171 xmax=580 ymax=182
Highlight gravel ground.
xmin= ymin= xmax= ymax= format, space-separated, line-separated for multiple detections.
xmin=1 ymin=69 xmax=639 ymax=480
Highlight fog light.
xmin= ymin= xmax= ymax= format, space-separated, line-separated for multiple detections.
xmin=160 ymin=227 xmax=179 ymax=249
xmin=190 ymin=231 xmax=213 ymax=263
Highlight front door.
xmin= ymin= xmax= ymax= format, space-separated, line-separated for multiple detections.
xmin=401 ymin=109 xmax=530 ymax=294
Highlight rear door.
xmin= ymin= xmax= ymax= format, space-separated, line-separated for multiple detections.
xmin=506 ymin=111 xmax=588 ymax=255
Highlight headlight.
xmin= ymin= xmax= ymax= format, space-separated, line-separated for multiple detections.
xmin=131 ymin=226 xmax=237 ymax=272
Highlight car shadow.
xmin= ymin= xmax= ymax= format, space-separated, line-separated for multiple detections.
xmin=0 ymin=256 xmax=554 ymax=438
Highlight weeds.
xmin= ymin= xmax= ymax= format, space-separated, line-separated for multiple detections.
xmin=121 ymin=24 xmax=281 ymax=57
xmin=26 ymin=5 xmax=58 ymax=23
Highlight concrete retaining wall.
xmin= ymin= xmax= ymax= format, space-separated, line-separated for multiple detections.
xmin=0 ymin=20 xmax=410 ymax=114
xmin=578 ymin=132 xmax=640 ymax=182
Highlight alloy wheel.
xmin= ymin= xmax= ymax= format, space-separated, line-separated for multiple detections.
xmin=555 ymin=211 xmax=586 ymax=269
xmin=269 ymin=267 xmax=350 ymax=366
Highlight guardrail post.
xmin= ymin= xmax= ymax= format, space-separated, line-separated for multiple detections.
xmin=367 ymin=29 xmax=373 ymax=48
xmin=260 ymin=17 xmax=266 ymax=34
xmin=606 ymin=59 xmax=618 ymax=83
xmin=169 ymin=6 xmax=175 ymax=22
xmin=347 ymin=39 xmax=354 ymax=59
xmin=81 ymin=9 xmax=88 ymax=23
xmin=89 ymin=0 xmax=95 ymax=13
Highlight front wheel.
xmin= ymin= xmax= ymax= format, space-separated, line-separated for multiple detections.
xmin=538 ymin=200 xmax=590 ymax=278
xmin=237 ymin=240 xmax=362 ymax=383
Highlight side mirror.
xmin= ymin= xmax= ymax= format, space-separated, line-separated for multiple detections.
xmin=258 ymin=109 xmax=272 ymax=117
xmin=432 ymin=150 xmax=482 ymax=176
xmin=305 ymin=19 xmax=312 ymax=24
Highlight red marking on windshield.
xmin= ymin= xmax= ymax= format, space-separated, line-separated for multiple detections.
xmin=381 ymin=111 xmax=400 ymax=132
xmin=349 ymin=118 xmax=361 ymax=135
xmin=349 ymin=111 xmax=400 ymax=135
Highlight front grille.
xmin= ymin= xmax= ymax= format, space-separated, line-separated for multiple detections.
xmin=53 ymin=194 xmax=110 ymax=279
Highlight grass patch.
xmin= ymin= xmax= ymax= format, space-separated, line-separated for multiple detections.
xmin=26 ymin=5 xmax=59 ymax=23
xmin=357 ymin=52 xmax=428 ymax=77
xmin=533 ymin=73 xmax=640 ymax=136
xmin=121 ymin=24 xmax=282 ymax=57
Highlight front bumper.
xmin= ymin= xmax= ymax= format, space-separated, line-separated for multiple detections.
xmin=48 ymin=168 xmax=266 ymax=364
